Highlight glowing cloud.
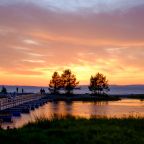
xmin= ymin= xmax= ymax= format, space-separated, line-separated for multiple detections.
xmin=0 ymin=0 xmax=144 ymax=86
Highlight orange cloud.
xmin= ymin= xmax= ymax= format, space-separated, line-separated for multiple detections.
xmin=0 ymin=3 xmax=144 ymax=86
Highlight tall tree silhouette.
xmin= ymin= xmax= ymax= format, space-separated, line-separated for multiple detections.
xmin=89 ymin=73 xmax=109 ymax=96
xmin=61 ymin=69 xmax=79 ymax=95
xmin=49 ymin=72 xmax=62 ymax=94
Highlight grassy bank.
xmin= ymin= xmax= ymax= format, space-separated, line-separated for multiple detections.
xmin=1 ymin=116 xmax=144 ymax=144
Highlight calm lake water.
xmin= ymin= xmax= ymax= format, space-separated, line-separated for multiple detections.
xmin=2 ymin=99 xmax=144 ymax=129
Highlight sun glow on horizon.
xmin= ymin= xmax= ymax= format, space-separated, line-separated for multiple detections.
xmin=0 ymin=62 xmax=144 ymax=86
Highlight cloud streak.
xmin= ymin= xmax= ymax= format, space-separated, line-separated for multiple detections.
xmin=0 ymin=1 xmax=144 ymax=85
xmin=1 ymin=0 xmax=144 ymax=13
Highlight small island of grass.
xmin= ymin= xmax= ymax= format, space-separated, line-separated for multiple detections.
xmin=48 ymin=69 xmax=120 ymax=102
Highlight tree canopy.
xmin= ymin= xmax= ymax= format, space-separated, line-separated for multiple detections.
xmin=89 ymin=73 xmax=110 ymax=96
xmin=49 ymin=72 xmax=62 ymax=94
xmin=49 ymin=70 xmax=109 ymax=96
xmin=61 ymin=69 xmax=79 ymax=95
xmin=1 ymin=86 xmax=7 ymax=94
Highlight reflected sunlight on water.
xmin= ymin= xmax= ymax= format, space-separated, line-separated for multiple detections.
xmin=2 ymin=99 xmax=144 ymax=129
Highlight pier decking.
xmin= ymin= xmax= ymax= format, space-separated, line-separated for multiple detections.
xmin=0 ymin=93 xmax=49 ymax=122
xmin=0 ymin=93 xmax=45 ymax=110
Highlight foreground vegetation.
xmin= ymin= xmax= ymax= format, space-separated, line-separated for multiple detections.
xmin=1 ymin=116 xmax=144 ymax=144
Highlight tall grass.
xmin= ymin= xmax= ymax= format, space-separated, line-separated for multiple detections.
xmin=1 ymin=115 xmax=144 ymax=144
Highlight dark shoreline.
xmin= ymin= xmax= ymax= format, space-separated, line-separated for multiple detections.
xmin=46 ymin=93 xmax=144 ymax=102
xmin=46 ymin=94 xmax=121 ymax=102
xmin=1 ymin=93 xmax=144 ymax=102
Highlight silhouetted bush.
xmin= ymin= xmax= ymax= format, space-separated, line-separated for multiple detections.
xmin=1 ymin=86 xmax=7 ymax=94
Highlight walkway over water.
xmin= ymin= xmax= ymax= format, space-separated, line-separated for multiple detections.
xmin=0 ymin=93 xmax=44 ymax=111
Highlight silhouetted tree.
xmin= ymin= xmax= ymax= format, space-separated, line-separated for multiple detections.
xmin=1 ymin=86 xmax=7 ymax=94
xmin=89 ymin=73 xmax=109 ymax=96
xmin=61 ymin=69 xmax=79 ymax=95
xmin=49 ymin=72 xmax=62 ymax=94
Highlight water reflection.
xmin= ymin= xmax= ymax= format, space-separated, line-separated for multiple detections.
xmin=90 ymin=102 xmax=109 ymax=116
xmin=2 ymin=99 xmax=144 ymax=129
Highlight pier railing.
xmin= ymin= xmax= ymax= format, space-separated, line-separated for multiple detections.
xmin=0 ymin=93 xmax=44 ymax=111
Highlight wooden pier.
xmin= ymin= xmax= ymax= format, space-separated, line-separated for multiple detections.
xmin=0 ymin=93 xmax=44 ymax=111
xmin=0 ymin=93 xmax=49 ymax=122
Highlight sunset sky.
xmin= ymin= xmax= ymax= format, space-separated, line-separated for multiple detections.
xmin=0 ymin=0 xmax=144 ymax=86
